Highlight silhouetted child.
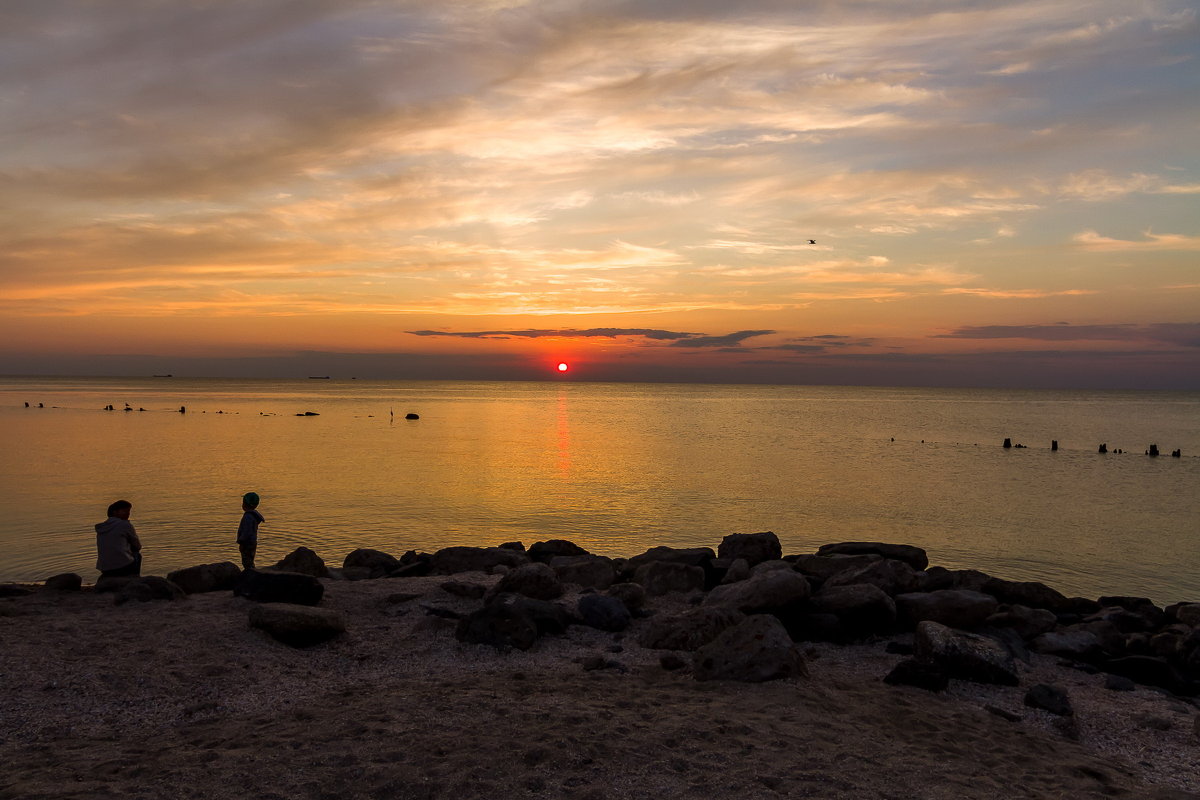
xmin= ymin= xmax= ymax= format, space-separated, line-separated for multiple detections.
xmin=95 ymin=499 xmax=142 ymax=577
xmin=236 ymin=492 xmax=265 ymax=570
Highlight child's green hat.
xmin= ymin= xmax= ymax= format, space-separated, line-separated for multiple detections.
xmin=243 ymin=491 xmax=260 ymax=507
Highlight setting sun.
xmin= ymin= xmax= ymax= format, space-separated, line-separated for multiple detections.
xmin=557 ymin=362 xmax=569 ymax=372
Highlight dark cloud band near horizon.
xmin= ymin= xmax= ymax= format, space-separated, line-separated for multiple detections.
xmin=406 ymin=328 xmax=776 ymax=347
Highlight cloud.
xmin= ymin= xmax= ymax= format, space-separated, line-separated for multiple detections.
xmin=407 ymin=328 xmax=696 ymax=341
xmin=933 ymin=322 xmax=1200 ymax=347
xmin=668 ymin=330 xmax=775 ymax=348
xmin=1073 ymin=231 xmax=1200 ymax=251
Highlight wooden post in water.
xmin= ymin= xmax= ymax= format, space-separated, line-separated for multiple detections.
xmin=1099 ymin=443 xmax=1107 ymax=453
xmin=1148 ymin=444 xmax=1160 ymax=457
xmin=1051 ymin=440 xmax=1058 ymax=451
xmin=1003 ymin=438 xmax=1012 ymax=448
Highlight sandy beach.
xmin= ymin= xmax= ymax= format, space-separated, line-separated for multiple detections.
xmin=2 ymin=547 xmax=1199 ymax=800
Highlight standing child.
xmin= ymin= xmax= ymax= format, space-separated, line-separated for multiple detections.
xmin=236 ymin=492 xmax=264 ymax=570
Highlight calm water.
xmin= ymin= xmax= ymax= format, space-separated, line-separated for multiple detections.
xmin=1 ymin=377 xmax=1197 ymax=604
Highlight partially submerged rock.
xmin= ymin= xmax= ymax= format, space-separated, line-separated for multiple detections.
xmin=167 ymin=562 xmax=241 ymax=594
xmin=114 ymin=576 xmax=186 ymax=605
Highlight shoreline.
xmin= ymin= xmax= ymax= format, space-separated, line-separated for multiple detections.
xmin=2 ymin=537 xmax=1199 ymax=799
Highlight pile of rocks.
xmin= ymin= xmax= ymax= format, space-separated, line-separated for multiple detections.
xmin=10 ymin=534 xmax=1199 ymax=697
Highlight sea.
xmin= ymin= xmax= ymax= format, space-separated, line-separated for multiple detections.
xmin=1 ymin=376 xmax=1197 ymax=605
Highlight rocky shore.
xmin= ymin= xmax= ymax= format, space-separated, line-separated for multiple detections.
xmin=2 ymin=534 xmax=1199 ymax=799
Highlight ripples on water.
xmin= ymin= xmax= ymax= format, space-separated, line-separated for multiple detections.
xmin=1 ymin=377 xmax=1197 ymax=604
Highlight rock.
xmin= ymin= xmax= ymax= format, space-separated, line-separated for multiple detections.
xmin=660 ymin=653 xmax=688 ymax=671
xmin=1104 ymin=674 xmax=1136 ymax=691
xmin=233 ymin=569 xmax=324 ymax=605
xmin=817 ymin=542 xmax=928 ymax=571
xmin=114 ymin=576 xmax=186 ymax=605
xmin=577 ymin=594 xmax=631 ymax=632
xmin=1165 ymin=602 xmax=1200 ymax=628
xmin=341 ymin=566 xmax=373 ymax=581
xmin=895 ymin=590 xmax=998 ymax=630
xmin=342 ymin=548 xmax=399 ymax=579
xmin=693 ymin=615 xmax=808 ymax=682
xmin=431 ymin=546 xmax=529 ymax=575
xmin=750 ymin=560 xmax=795 ymax=576
xmin=43 ymin=573 xmax=82 ymax=592
xmin=606 ymin=582 xmax=646 ymax=613
xmin=792 ymin=553 xmax=882 ymax=583
xmin=884 ymin=659 xmax=948 ymax=691
xmin=809 ymin=583 xmax=897 ymax=635
xmin=94 ymin=575 xmax=137 ymax=594
xmin=527 ymin=539 xmax=590 ymax=563
xmin=1097 ymin=596 xmax=1166 ymax=629
xmin=1085 ymin=606 xmax=1158 ymax=634
xmin=489 ymin=593 xmax=572 ymax=636
xmin=985 ymin=604 xmax=1058 ymax=640
xmin=1030 ymin=630 xmax=1104 ymax=662
xmin=717 ymin=532 xmax=781 ymax=567
xmin=492 ymin=562 xmax=563 ymax=600
xmin=440 ymin=580 xmax=487 ymax=599
xmin=625 ymin=546 xmax=715 ymax=573
xmin=272 ymin=547 xmax=328 ymax=577
xmin=390 ymin=551 xmax=433 ymax=578
xmin=0 ymin=584 xmax=33 ymax=597
xmin=782 ymin=612 xmax=849 ymax=643
xmin=705 ymin=568 xmax=810 ymax=613
xmin=981 ymin=578 xmax=1070 ymax=612
xmin=1104 ymin=656 xmax=1193 ymax=695
xmin=633 ymin=561 xmax=706 ymax=596
xmin=719 ymin=558 xmax=751 ymax=585
xmin=638 ymin=606 xmax=747 ymax=651
xmin=823 ymin=558 xmax=919 ymax=596
xmin=914 ymin=620 xmax=1019 ymax=686
xmin=167 ymin=562 xmax=241 ymax=594
xmin=456 ymin=602 xmax=539 ymax=650
xmin=550 ymin=555 xmax=616 ymax=589
xmin=1024 ymin=684 xmax=1073 ymax=716
xmin=248 ymin=603 xmax=345 ymax=647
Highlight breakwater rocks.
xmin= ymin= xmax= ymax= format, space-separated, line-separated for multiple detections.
xmin=9 ymin=534 xmax=1200 ymax=698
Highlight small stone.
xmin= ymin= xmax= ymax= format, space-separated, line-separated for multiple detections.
xmin=581 ymin=655 xmax=606 ymax=671
xmin=1104 ymin=674 xmax=1136 ymax=692
xmin=660 ymin=654 xmax=687 ymax=671
xmin=1024 ymin=684 xmax=1073 ymax=716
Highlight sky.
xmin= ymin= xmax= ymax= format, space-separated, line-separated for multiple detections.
xmin=0 ymin=0 xmax=1197 ymax=388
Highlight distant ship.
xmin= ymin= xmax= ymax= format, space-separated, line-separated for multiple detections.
xmin=153 ymin=374 xmax=173 ymax=378
xmin=308 ymin=376 xmax=331 ymax=379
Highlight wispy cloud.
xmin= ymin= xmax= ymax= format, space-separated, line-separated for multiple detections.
xmin=1073 ymin=231 xmax=1200 ymax=251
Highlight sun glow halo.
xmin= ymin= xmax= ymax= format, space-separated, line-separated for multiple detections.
xmin=557 ymin=362 xmax=569 ymax=372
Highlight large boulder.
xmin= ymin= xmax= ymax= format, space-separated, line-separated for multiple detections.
xmin=606 ymin=582 xmax=646 ymax=613
xmin=809 ymin=583 xmax=897 ymax=635
xmin=114 ymin=576 xmax=186 ymax=605
xmin=1166 ymin=602 xmax=1200 ymax=628
xmin=456 ymin=602 xmax=539 ymax=650
xmin=792 ymin=553 xmax=882 ymax=583
xmin=342 ymin=548 xmax=399 ymax=579
xmin=43 ymin=573 xmax=82 ymax=592
xmin=704 ymin=569 xmax=810 ymax=613
xmin=914 ymin=620 xmax=1019 ymax=686
xmin=430 ymin=546 xmax=529 ymax=575
xmin=249 ymin=603 xmax=345 ymax=647
xmin=577 ymin=594 xmax=631 ymax=632
xmin=981 ymin=577 xmax=1070 ymax=612
xmin=1030 ymin=630 xmax=1105 ymax=662
xmin=167 ymin=562 xmax=241 ymax=594
xmin=638 ymin=606 xmax=747 ymax=651
xmin=491 ymin=562 xmax=563 ymax=600
xmin=984 ymin=604 xmax=1058 ymax=640
xmin=1097 ymin=596 xmax=1166 ymax=629
xmin=93 ymin=575 xmax=136 ymax=594
xmin=1104 ymin=656 xmax=1195 ymax=696
xmin=822 ymin=558 xmax=919 ymax=596
xmin=633 ymin=561 xmax=705 ymax=596
xmin=817 ymin=542 xmax=928 ymax=571
xmin=528 ymin=539 xmax=590 ymax=563
xmin=489 ymin=593 xmax=572 ymax=636
xmin=693 ymin=615 xmax=808 ymax=683
xmin=0 ymin=584 xmax=33 ymax=597
xmin=234 ymin=569 xmax=324 ymax=606
xmin=895 ymin=590 xmax=999 ymax=630
xmin=550 ymin=555 xmax=616 ymax=589
xmin=917 ymin=568 xmax=992 ymax=593
xmin=625 ymin=546 xmax=714 ymax=573
xmin=717 ymin=532 xmax=781 ymax=567
xmin=273 ymin=547 xmax=329 ymax=578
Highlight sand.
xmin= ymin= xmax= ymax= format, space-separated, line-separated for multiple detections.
xmin=1 ymin=575 xmax=1198 ymax=800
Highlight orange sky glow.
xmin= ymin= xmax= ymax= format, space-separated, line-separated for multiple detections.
xmin=0 ymin=1 xmax=1197 ymax=387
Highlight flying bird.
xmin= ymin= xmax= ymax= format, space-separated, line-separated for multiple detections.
xmin=807 ymin=239 xmax=816 ymax=245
